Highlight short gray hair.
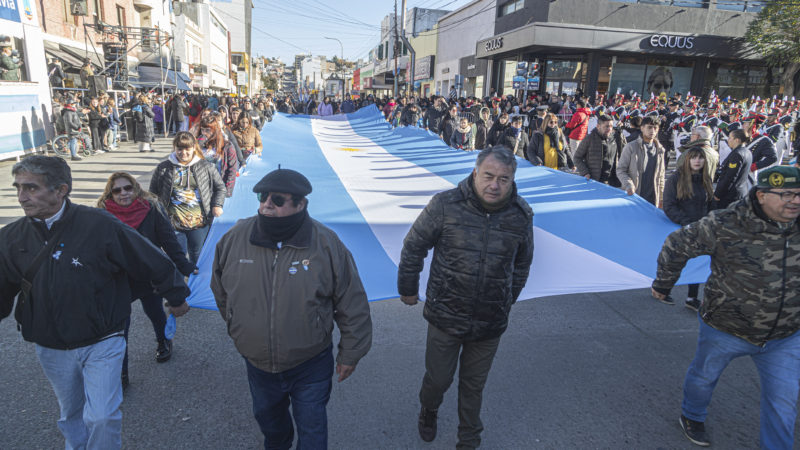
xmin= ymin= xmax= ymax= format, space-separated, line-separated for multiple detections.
xmin=476 ymin=146 xmax=517 ymax=173
xmin=12 ymin=155 xmax=72 ymax=194
xmin=692 ymin=125 xmax=712 ymax=141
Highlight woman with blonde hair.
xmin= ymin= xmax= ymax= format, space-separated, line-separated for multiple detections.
xmin=526 ymin=112 xmax=573 ymax=170
xmin=97 ymin=171 xmax=196 ymax=387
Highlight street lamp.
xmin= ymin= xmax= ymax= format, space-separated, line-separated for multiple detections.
xmin=324 ymin=36 xmax=346 ymax=99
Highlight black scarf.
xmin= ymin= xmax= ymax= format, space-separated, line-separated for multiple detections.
xmin=545 ymin=126 xmax=560 ymax=150
xmin=250 ymin=208 xmax=309 ymax=249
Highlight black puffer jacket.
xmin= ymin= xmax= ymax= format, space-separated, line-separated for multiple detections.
xmin=149 ymin=157 xmax=227 ymax=223
xmin=487 ymin=121 xmax=509 ymax=147
xmin=398 ymin=176 xmax=534 ymax=341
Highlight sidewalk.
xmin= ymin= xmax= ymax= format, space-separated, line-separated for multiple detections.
xmin=0 ymin=136 xmax=176 ymax=229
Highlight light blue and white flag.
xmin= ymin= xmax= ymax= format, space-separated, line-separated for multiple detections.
xmin=187 ymin=105 xmax=709 ymax=309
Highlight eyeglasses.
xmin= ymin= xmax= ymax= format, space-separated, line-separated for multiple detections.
xmin=257 ymin=192 xmax=288 ymax=207
xmin=111 ymin=185 xmax=134 ymax=194
xmin=762 ymin=190 xmax=800 ymax=202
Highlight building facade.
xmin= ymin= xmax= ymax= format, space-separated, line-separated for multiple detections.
xmin=477 ymin=0 xmax=783 ymax=100
xmin=434 ymin=0 xmax=494 ymax=97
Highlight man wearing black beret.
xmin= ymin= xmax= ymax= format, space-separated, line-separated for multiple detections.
xmin=210 ymin=167 xmax=373 ymax=448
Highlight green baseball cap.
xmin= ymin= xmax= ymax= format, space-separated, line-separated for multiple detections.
xmin=757 ymin=166 xmax=800 ymax=189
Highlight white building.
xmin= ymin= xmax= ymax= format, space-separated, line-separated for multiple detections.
xmin=208 ymin=0 xmax=253 ymax=93
xmin=435 ymin=0 xmax=494 ymax=97
xmin=172 ymin=1 xmax=231 ymax=92
xmin=0 ymin=0 xmax=52 ymax=160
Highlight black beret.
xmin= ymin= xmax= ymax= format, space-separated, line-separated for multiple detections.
xmin=252 ymin=168 xmax=312 ymax=197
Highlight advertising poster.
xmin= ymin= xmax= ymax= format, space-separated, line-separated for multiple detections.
xmin=644 ymin=65 xmax=692 ymax=97
xmin=609 ymin=63 xmax=694 ymax=98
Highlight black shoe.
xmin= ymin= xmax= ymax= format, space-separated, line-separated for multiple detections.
xmin=149 ymin=149 xmax=156 ymax=152
xmin=71 ymin=156 xmax=83 ymax=161
xmin=685 ymin=297 xmax=701 ymax=312
xmin=156 ymin=339 xmax=172 ymax=363
xmin=679 ymin=415 xmax=710 ymax=447
xmin=656 ymin=294 xmax=675 ymax=305
xmin=418 ymin=407 xmax=437 ymax=442
xmin=121 ymin=371 xmax=129 ymax=390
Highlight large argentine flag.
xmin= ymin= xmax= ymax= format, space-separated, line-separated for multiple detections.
xmin=187 ymin=105 xmax=708 ymax=309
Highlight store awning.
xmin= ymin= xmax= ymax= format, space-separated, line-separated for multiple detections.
xmin=130 ymin=65 xmax=191 ymax=91
xmin=59 ymin=44 xmax=104 ymax=69
xmin=43 ymin=41 xmax=83 ymax=69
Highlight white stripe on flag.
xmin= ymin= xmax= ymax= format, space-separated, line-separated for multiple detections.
xmin=311 ymin=117 xmax=654 ymax=300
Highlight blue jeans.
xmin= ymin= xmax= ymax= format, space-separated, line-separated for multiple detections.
xmin=36 ymin=336 xmax=126 ymax=450
xmin=174 ymin=225 xmax=210 ymax=265
xmin=68 ymin=137 xmax=78 ymax=157
xmin=245 ymin=345 xmax=334 ymax=450
xmin=682 ymin=315 xmax=800 ymax=449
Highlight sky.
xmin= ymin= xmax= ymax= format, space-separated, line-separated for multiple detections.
xmin=250 ymin=0 xmax=477 ymax=64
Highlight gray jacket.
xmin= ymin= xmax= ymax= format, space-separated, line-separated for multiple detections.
xmin=211 ymin=214 xmax=373 ymax=373
xmin=616 ymin=137 xmax=666 ymax=206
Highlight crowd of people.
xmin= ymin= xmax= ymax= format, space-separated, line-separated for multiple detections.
xmin=49 ymin=90 xmax=276 ymax=161
xmin=2 ymin=84 xmax=800 ymax=450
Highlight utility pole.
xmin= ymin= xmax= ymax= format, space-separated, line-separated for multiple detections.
xmin=400 ymin=0 xmax=415 ymax=98
xmin=393 ymin=0 xmax=399 ymax=97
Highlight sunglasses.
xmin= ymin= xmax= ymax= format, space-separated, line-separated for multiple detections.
xmin=257 ymin=192 xmax=288 ymax=207
xmin=112 ymin=185 xmax=134 ymax=194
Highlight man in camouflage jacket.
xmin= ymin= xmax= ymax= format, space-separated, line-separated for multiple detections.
xmin=651 ymin=165 xmax=800 ymax=449
xmin=398 ymin=146 xmax=534 ymax=449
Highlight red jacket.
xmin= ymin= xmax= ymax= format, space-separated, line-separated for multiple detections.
xmin=565 ymin=107 xmax=592 ymax=140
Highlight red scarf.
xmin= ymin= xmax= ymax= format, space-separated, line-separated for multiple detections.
xmin=105 ymin=198 xmax=151 ymax=229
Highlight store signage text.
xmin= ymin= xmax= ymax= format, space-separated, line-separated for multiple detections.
xmin=649 ymin=35 xmax=694 ymax=50
xmin=484 ymin=38 xmax=503 ymax=52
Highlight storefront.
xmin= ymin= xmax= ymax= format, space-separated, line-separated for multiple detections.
xmin=476 ymin=22 xmax=777 ymax=101
xmin=458 ymin=55 xmax=488 ymax=98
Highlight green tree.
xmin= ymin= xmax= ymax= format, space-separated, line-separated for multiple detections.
xmin=262 ymin=75 xmax=278 ymax=91
xmin=745 ymin=0 xmax=800 ymax=96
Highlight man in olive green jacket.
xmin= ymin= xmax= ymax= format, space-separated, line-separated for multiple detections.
xmin=211 ymin=168 xmax=372 ymax=449
xmin=651 ymin=165 xmax=800 ymax=449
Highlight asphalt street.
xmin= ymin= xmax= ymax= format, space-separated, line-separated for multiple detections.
xmin=0 ymin=138 xmax=796 ymax=449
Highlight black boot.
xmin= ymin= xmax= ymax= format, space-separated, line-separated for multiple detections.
xmin=156 ymin=339 xmax=172 ymax=363
xmin=418 ymin=407 xmax=437 ymax=442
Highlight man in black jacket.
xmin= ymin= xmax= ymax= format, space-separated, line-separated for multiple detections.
xmin=0 ymin=156 xmax=190 ymax=449
xmin=398 ymin=146 xmax=534 ymax=449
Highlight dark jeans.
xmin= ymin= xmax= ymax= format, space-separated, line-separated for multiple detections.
xmin=174 ymin=225 xmax=210 ymax=265
xmin=419 ymin=324 xmax=501 ymax=449
xmin=688 ymin=283 xmax=700 ymax=298
xmin=122 ymin=293 xmax=168 ymax=374
xmin=245 ymin=345 xmax=333 ymax=450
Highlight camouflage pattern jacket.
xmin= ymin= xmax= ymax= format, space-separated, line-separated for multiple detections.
xmin=397 ymin=176 xmax=534 ymax=341
xmin=653 ymin=191 xmax=800 ymax=346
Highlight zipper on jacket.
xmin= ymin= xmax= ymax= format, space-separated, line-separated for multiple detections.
xmin=762 ymin=237 xmax=789 ymax=346
xmin=470 ymin=213 xmax=491 ymax=335
xmin=269 ymin=248 xmax=280 ymax=371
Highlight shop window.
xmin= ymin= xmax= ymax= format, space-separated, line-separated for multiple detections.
xmin=703 ymin=63 xmax=779 ymax=101
xmin=501 ymin=60 xmax=516 ymax=95
xmin=499 ymin=0 xmax=524 ymax=17
xmin=607 ymin=57 xmax=694 ymax=98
